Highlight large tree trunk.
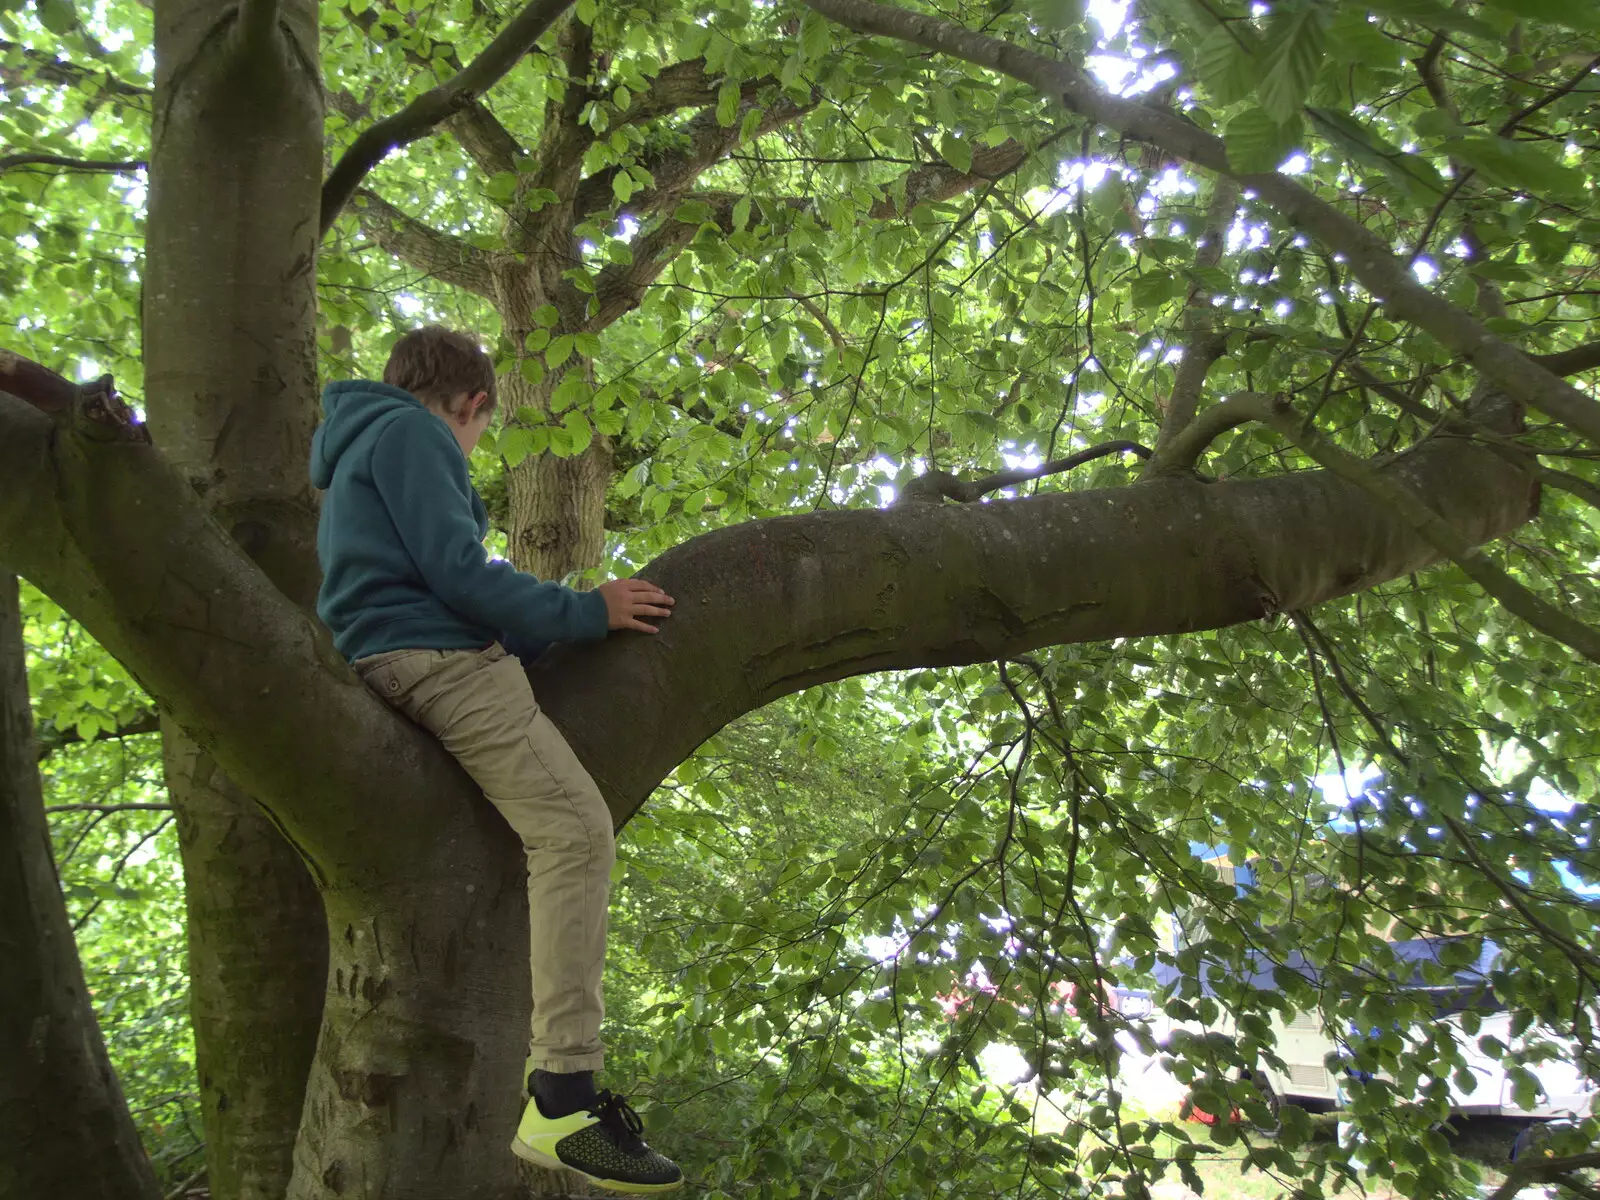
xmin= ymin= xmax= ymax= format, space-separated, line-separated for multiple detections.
xmin=0 ymin=573 xmax=162 ymax=1200
xmin=141 ymin=0 xmax=328 ymax=1191
xmin=493 ymin=264 xmax=612 ymax=583
xmin=289 ymin=807 xmax=534 ymax=1200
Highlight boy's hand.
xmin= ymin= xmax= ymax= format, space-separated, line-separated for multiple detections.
xmin=598 ymin=578 xmax=675 ymax=634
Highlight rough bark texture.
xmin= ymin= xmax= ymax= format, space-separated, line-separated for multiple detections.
xmin=162 ymin=729 xmax=329 ymax=1200
xmin=0 ymin=573 xmax=163 ymax=1200
xmin=141 ymin=0 xmax=329 ymax=1192
xmin=502 ymin=359 xmax=612 ymax=581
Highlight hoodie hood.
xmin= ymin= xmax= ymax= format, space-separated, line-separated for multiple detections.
xmin=310 ymin=380 xmax=426 ymax=489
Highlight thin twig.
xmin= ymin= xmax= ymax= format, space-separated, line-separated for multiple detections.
xmin=896 ymin=441 xmax=1153 ymax=503
xmin=0 ymin=153 xmax=147 ymax=175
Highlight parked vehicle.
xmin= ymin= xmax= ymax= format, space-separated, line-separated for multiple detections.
xmin=1112 ymin=844 xmax=1595 ymax=1124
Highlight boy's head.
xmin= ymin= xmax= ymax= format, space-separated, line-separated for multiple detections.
xmin=383 ymin=325 xmax=498 ymax=453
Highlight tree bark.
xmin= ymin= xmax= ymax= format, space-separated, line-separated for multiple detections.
xmin=0 ymin=573 xmax=163 ymax=1200
xmin=141 ymin=0 xmax=329 ymax=1191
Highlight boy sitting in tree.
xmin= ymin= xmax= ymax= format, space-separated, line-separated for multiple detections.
xmin=310 ymin=325 xmax=683 ymax=1194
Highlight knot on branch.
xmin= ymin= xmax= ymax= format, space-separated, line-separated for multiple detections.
xmin=0 ymin=351 xmax=148 ymax=444
xmin=74 ymin=374 xmax=148 ymax=444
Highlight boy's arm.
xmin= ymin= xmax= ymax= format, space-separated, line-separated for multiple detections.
xmin=369 ymin=413 xmax=608 ymax=645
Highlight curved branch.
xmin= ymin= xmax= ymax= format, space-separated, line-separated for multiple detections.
xmin=1145 ymin=392 xmax=1269 ymax=476
xmin=354 ymin=189 xmax=498 ymax=297
xmin=320 ymin=0 xmax=574 ymax=236
xmin=799 ymin=0 xmax=1600 ymax=446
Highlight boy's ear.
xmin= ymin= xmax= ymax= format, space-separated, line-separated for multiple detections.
xmin=469 ymin=390 xmax=491 ymax=419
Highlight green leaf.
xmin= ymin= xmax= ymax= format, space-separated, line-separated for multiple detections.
xmin=34 ymin=0 xmax=76 ymax=34
xmin=553 ymin=372 xmax=591 ymax=410
xmin=612 ymin=172 xmax=635 ymax=203
xmin=524 ymin=328 xmax=551 ymax=353
xmin=800 ymin=10 xmax=830 ymax=60
xmin=940 ymin=135 xmax=973 ymax=175
xmin=1307 ymin=108 xmax=1446 ymax=200
xmin=732 ymin=194 xmax=751 ymax=232
xmin=1224 ymin=110 xmax=1301 ymax=174
xmin=1130 ymin=271 xmax=1176 ymax=309
xmin=1256 ymin=2 xmax=1329 ymax=124
xmin=716 ymin=80 xmax=740 ymax=127
xmin=518 ymin=358 xmax=545 ymax=387
xmin=1448 ymin=136 xmax=1587 ymax=201
xmin=545 ymin=335 xmax=575 ymax=368
xmin=561 ymin=409 xmax=593 ymax=451
xmin=485 ymin=171 xmax=517 ymax=203
xmin=1194 ymin=24 xmax=1256 ymax=106
xmin=532 ymin=304 xmax=559 ymax=328
xmin=498 ymin=425 xmax=534 ymax=466
xmin=1324 ymin=9 xmax=1400 ymax=65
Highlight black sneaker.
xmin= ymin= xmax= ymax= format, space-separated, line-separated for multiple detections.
xmin=511 ymin=1089 xmax=684 ymax=1194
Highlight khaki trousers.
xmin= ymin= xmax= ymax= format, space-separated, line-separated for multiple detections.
xmin=354 ymin=644 xmax=614 ymax=1073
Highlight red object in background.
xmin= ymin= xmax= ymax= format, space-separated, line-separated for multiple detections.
xmin=1179 ymin=1096 xmax=1242 ymax=1126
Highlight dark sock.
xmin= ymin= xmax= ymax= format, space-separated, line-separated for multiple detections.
xmin=531 ymin=1069 xmax=598 ymax=1119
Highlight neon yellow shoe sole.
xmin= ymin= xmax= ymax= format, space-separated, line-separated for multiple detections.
xmin=511 ymin=1099 xmax=683 ymax=1194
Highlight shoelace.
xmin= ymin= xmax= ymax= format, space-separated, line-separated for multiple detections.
xmin=592 ymin=1090 xmax=649 ymax=1155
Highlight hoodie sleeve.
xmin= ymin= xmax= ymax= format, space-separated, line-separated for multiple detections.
xmin=368 ymin=411 xmax=609 ymax=646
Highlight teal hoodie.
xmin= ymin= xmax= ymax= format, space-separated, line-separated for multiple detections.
xmin=310 ymin=380 xmax=608 ymax=663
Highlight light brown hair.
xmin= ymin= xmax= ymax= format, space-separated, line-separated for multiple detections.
xmin=382 ymin=326 xmax=498 ymax=416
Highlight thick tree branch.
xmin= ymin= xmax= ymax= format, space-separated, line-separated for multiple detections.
xmin=354 ymin=189 xmax=498 ymax=297
xmin=1152 ymin=179 xmax=1240 ymax=455
xmin=0 ymin=347 xmax=1538 ymax=843
xmin=1537 ymin=342 xmax=1600 ymax=377
xmin=1145 ymin=392 xmax=1269 ymax=476
xmin=1162 ymin=391 xmax=1599 ymax=663
xmin=800 ymin=0 xmax=1600 ymax=445
xmin=0 ymin=153 xmax=146 ymax=176
xmin=320 ymin=0 xmax=574 ymax=236
xmin=585 ymin=207 xmax=721 ymax=330
xmin=1537 ymin=467 xmax=1600 ymax=511
xmin=897 ymin=441 xmax=1153 ymax=503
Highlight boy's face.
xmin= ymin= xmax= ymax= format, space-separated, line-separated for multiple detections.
xmin=445 ymin=390 xmax=494 ymax=457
